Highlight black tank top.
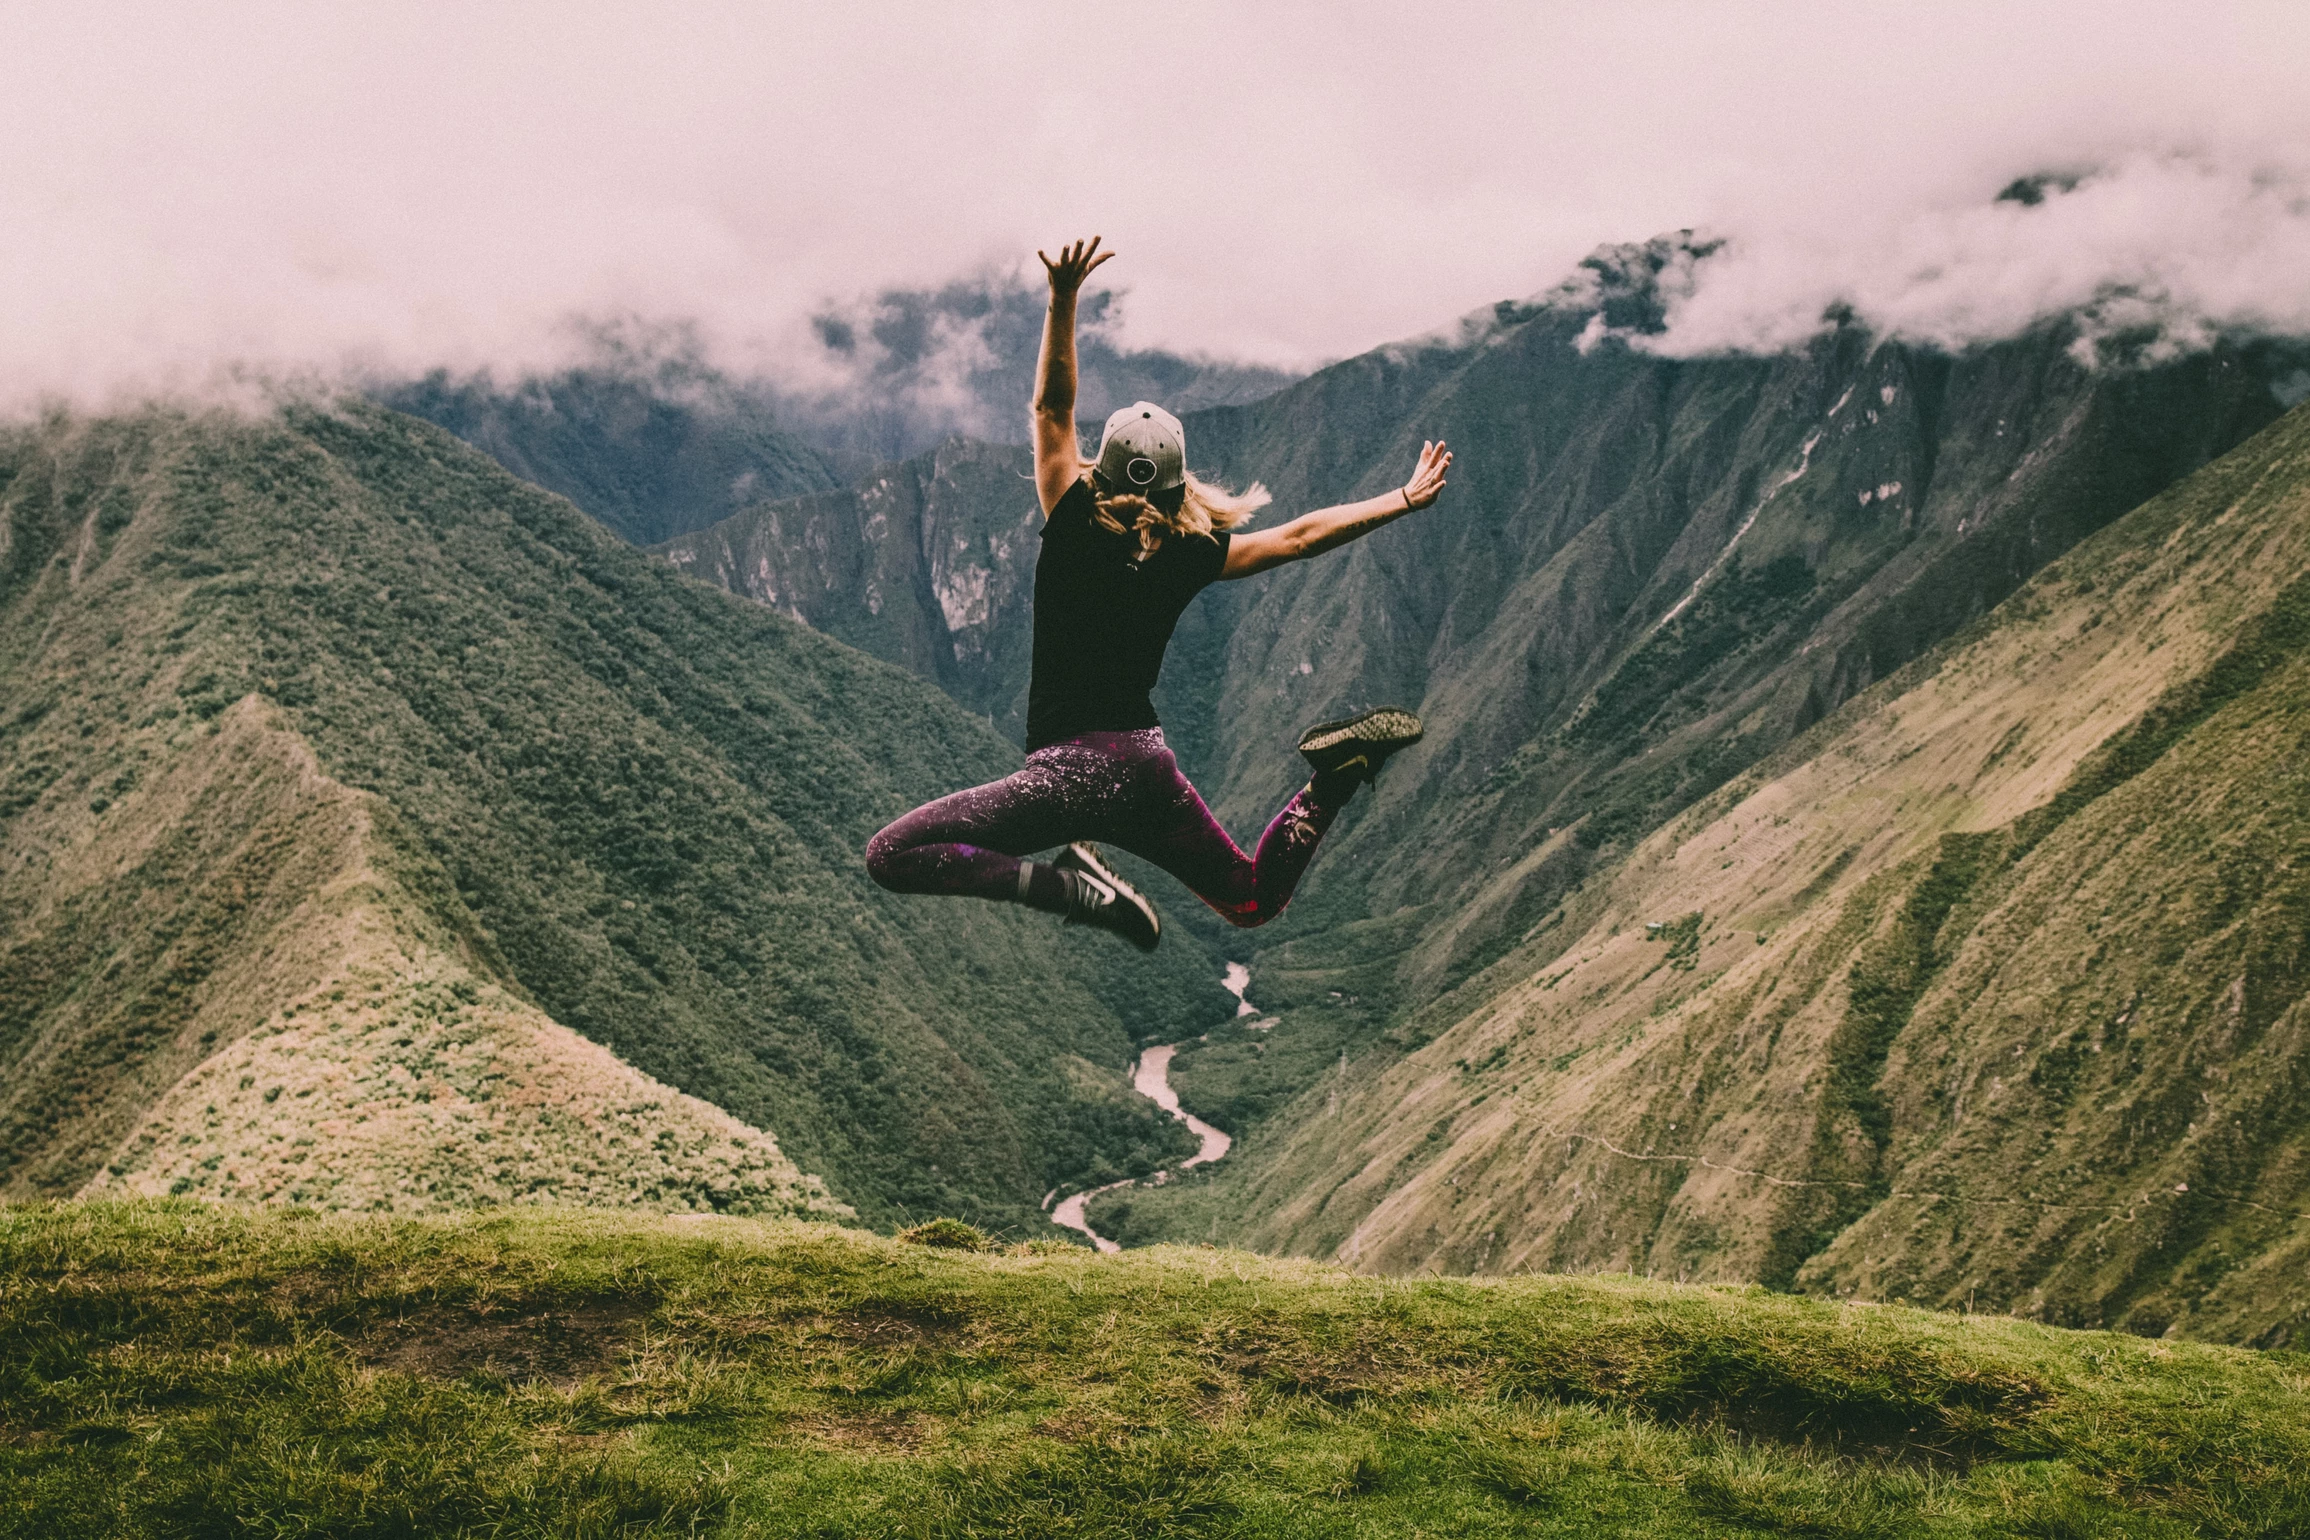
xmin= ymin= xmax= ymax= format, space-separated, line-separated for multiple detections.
xmin=1024 ymin=480 xmax=1231 ymax=750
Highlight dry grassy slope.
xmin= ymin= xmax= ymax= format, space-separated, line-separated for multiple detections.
xmin=1213 ymin=404 xmax=2310 ymax=1344
xmin=1211 ymin=320 xmax=2294 ymax=1011
xmin=10 ymin=691 xmax=841 ymax=1217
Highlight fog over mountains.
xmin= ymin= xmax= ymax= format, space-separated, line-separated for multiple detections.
xmin=377 ymin=275 xmax=1295 ymax=546
xmin=15 ymin=15 xmax=2310 ymax=1530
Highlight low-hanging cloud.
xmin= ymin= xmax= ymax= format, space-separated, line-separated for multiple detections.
xmin=1639 ymin=151 xmax=2310 ymax=362
xmin=3 ymin=1 xmax=2307 ymax=412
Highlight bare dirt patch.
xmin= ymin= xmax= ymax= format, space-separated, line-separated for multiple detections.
xmin=823 ymin=1304 xmax=968 ymax=1349
xmin=1029 ymin=1407 xmax=1139 ymax=1444
xmin=358 ymin=1299 xmax=650 ymax=1387
xmin=788 ymin=1407 xmax=935 ymax=1451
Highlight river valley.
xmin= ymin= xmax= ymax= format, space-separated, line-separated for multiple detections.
xmin=1048 ymin=967 xmax=1249 ymax=1249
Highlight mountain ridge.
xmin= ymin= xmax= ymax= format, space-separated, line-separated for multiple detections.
xmin=0 ymin=401 xmax=1224 ymax=1232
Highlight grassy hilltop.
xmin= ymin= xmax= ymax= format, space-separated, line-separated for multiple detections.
xmin=4 ymin=1201 xmax=2307 ymax=1538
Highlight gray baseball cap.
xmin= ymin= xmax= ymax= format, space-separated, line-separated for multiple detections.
xmin=1095 ymin=401 xmax=1185 ymax=495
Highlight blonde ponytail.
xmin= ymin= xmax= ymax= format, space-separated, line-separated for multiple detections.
xmin=1087 ymin=469 xmax=1271 ymax=559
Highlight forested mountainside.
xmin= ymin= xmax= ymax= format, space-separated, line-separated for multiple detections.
xmin=1116 ymin=402 xmax=2310 ymax=1345
xmin=0 ymin=402 xmax=1227 ymax=1231
xmin=376 ymin=365 xmax=842 ymax=546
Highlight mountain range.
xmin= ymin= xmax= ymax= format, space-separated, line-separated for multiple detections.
xmin=1126 ymin=398 xmax=2310 ymax=1346
xmin=8 ymin=225 xmax=2309 ymax=1343
xmin=654 ymin=235 xmax=2310 ymax=1341
xmin=379 ymin=274 xmax=1294 ymax=547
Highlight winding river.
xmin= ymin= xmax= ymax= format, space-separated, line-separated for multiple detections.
xmin=1047 ymin=968 xmax=1247 ymax=1251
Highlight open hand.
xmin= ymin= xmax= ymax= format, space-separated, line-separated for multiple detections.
xmin=1402 ymin=440 xmax=1452 ymax=510
xmin=1038 ymin=236 xmax=1114 ymax=296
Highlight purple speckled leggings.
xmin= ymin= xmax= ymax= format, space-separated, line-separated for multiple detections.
xmin=865 ymin=728 xmax=1344 ymax=928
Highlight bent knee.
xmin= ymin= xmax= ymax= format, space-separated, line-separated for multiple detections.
xmin=863 ymin=823 xmax=910 ymax=889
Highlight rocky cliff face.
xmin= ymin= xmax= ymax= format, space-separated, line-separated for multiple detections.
xmin=656 ymin=438 xmax=1042 ymax=738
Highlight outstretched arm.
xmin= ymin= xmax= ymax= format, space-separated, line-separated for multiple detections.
xmin=1032 ymin=236 xmax=1114 ymax=516
xmin=1219 ymin=440 xmax=1452 ymax=579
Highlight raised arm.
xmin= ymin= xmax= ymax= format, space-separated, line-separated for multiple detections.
xmin=1032 ymin=237 xmax=1114 ymax=516
xmin=1219 ymin=440 xmax=1452 ymax=579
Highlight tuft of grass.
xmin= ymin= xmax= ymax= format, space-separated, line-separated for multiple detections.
xmin=898 ymin=1218 xmax=992 ymax=1252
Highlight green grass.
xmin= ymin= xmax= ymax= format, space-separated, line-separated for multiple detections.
xmin=5 ymin=1202 xmax=2306 ymax=1538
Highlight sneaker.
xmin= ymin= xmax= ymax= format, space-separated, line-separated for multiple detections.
xmin=1053 ymin=843 xmax=1161 ymax=952
xmin=1297 ymin=707 xmax=1424 ymax=785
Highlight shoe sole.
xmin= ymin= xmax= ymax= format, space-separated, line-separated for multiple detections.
xmin=1057 ymin=842 xmax=1162 ymax=952
xmin=1298 ymin=708 xmax=1425 ymax=759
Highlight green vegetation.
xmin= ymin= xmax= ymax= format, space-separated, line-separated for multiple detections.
xmin=381 ymin=365 xmax=841 ymax=546
xmin=0 ymin=405 xmax=1220 ymax=1233
xmin=1562 ymin=555 xmax=1819 ymax=756
xmin=657 ymin=289 xmax=2310 ymax=1292
xmin=5 ymin=1201 xmax=2308 ymax=1537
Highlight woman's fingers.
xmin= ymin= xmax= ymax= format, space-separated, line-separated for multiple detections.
xmin=1041 ymin=237 xmax=1114 ymax=290
xmin=1403 ymin=440 xmax=1451 ymax=508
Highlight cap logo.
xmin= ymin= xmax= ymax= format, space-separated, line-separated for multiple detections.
xmin=1126 ymin=456 xmax=1158 ymax=486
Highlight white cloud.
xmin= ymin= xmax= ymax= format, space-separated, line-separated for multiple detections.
xmin=1 ymin=0 xmax=2306 ymax=407
xmin=1647 ymin=152 xmax=2310 ymax=360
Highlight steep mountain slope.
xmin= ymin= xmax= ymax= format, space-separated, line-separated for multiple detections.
xmin=656 ymin=439 xmax=1042 ymax=736
xmin=0 ymin=403 xmax=1224 ymax=1230
xmin=378 ymin=363 xmax=841 ymax=546
xmin=1181 ymin=276 xmax=2302 ymax=1000
xmin=0 ymin=630 xmax=841 ymax=1220
xmin=643 ymin=240 xmax=2309 ymax=1329
xmin=1125 ymin=401 xmax=2310 ymax=1344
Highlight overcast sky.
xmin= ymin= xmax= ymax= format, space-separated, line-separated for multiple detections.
xmin=3 ymin=1 xmax=2306 ymax=403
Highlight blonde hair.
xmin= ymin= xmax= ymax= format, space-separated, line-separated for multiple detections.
xmin=1086 ymin=466 xmax=1271 ymax=559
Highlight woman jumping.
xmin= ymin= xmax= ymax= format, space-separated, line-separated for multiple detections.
xmin=865 ymin=236 xmax=1451 ymax=950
